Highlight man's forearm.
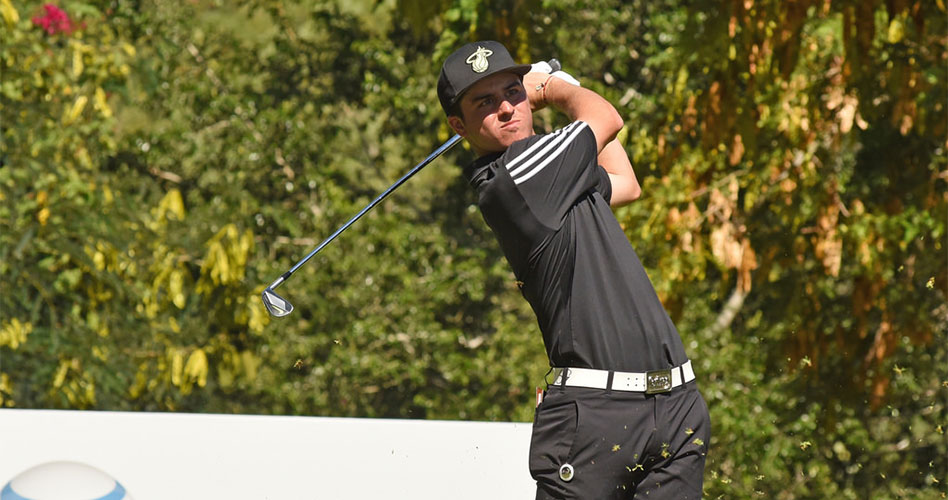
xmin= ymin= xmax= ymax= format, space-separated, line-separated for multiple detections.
xmin=524 ymin=72 xmax=623 ymax=153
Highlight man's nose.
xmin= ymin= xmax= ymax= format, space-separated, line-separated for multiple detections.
xmin=498 ymin=99 xmax=515 ymax=115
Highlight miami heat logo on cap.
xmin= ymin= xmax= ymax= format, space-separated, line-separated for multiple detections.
xmin=465 ymin=46 xmax=493 ymax=73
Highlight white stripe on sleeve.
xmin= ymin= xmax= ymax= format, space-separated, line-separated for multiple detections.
xmin=505 ymin=121 xmax=582 ymax=174
xmin=511 ymin=122 xmax=589 ymax=185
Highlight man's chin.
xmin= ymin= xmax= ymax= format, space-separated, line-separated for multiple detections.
xmin=474 ymin=130 xmax=533 ymax=155
xmin=500 ymin=129 xmax=533 ymax=146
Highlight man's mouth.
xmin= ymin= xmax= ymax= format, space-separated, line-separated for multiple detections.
xmin=501 ymin=119 xmax=519 ymax=129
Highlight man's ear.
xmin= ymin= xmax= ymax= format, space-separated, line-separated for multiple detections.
xmin=447 ymin=116 xmax=466 ymax=137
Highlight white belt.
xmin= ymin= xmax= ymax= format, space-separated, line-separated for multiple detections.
xmin=551 ymin=360 xmax=695 ymax=394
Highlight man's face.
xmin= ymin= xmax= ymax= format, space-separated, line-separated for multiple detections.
xmin=448 ymin=71 xmax=534 ymax=155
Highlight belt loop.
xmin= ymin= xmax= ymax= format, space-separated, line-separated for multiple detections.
xmin=559 ymin=368 xmax=568 ymax=388
xmin=605 ymin=370 xmax=615 ymax=393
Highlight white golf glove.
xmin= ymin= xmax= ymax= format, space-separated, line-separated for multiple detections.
xmin=530 ymin=61 xmax=582 ymax=87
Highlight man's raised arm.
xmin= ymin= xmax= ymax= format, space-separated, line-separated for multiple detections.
xmin=523 ymin=72 xmax=624 ymax=153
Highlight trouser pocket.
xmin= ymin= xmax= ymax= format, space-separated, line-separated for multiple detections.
xmin=529 ymin=398 xmax=580 ymax=482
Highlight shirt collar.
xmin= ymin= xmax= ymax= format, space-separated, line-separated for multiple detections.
xmin=463 ymin=151 xmax=503 ymax=188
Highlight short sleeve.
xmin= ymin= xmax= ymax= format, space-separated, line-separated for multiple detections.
xmin=594 ymin=165 xmax=612 ymax=205
xmin=501 ymin=121 xmax=601 ymax=227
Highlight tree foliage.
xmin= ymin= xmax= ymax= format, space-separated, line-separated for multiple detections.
xmin=1 ymin=0 xmax=945 ymax=497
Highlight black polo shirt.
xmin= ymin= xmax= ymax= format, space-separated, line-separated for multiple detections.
xmin=464 ymin=121 xmax=688 ymax=372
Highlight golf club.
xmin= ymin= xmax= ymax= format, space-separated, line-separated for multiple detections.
xmin=262 ymin=59 xmax=563 ymax=318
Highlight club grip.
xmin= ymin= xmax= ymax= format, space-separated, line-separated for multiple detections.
xmin=549 ymin=58 xmax=561 ymax=72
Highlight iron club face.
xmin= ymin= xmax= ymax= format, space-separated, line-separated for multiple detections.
xmin=262 ymin=288 xmax=294 ymax=317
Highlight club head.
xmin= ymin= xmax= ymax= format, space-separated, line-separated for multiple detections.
xmin=262 ymin=288 xmax=294 ymax=317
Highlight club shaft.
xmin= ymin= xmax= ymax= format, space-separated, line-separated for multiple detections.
xmin=270 ymin=133 xmax=463 ymax=289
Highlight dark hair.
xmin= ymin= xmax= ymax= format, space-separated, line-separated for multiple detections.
xmin=446 ymin=99 xmax=464 ymax=120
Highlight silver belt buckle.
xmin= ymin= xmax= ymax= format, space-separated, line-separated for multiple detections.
xmin=645 ymin=369 xmax=672 ymax=394
xmin=550 ymin=368 xmax=566 ymax=385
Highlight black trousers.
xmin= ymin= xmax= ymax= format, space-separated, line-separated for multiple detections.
xmin=529 ymin=381 xmax=710 ymax=499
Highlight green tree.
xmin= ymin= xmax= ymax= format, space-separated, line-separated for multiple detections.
xmin=1 ymin=0 xmax=144 ymax=409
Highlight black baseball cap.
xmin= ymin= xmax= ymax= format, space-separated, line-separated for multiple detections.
xmin=438 ymin=40 xmax=532 ymax=115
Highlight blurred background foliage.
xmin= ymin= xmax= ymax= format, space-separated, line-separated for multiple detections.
xmin=1 ymin=0 xmax=945 ymax=497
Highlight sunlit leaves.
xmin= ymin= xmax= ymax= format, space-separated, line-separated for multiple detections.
xmin=198 ymin=224 xmax=254 ymax=290
xmin=49 ymin=358 xmax=96 ymax=409
xmin=0 ymin=319 xmax=32 ymax=349
xmin=0 ymin=0 xmax=18 ymax=26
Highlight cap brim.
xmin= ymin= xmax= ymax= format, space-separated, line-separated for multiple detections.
xmin=451 ymin=64 xmax=533 ymax=107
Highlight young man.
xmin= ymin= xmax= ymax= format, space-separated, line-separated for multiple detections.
xmin=438 ymin=41 xmax=710 ymax=499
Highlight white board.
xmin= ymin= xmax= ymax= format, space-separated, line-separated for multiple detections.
xmin=0 ymin=410 xmax=536 ymax=499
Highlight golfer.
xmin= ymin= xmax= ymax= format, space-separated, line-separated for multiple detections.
xmin=438 ymin=41 xmax=711 ymax=499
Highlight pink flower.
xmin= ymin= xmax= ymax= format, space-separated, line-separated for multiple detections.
xmin=32 ymin=4 xmax=73 ymax=35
